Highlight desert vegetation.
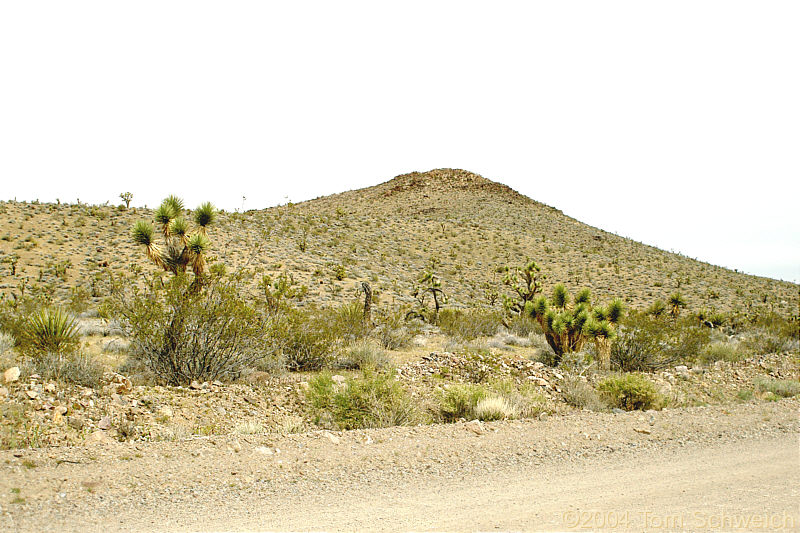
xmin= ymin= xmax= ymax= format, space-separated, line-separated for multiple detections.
xmin=0 ymin=170 xmax=797 ymax=449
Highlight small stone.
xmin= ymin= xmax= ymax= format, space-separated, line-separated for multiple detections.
xmin=324 ymin=432 xmax=341 ymax=444
xmin=612 ymin=408 xmax=625 ymax=414
xmin=86 ymin=430 xmax=114 ymax=445
xmin=0 ymin=386 xmax=8 ymax=398
xmin=465 ymin=420 xmax=485 ymax=436
xmin=254 ymin=446 xmax=274 ymax=455
xmin=158 ymin=406 xmax=173 ymax=419
xmin=190 ymin=381 xmax=202 ymax=390
xmin=633 ymin=427 xmax=651 ymax=435
xmin=98 ymin=416 xmax=111 ymax=430
xmin=44 ymin=382 xmax=57 ymax=393
xmin=67 ymin=416 xmax=86 ymax=430
xmin=4 ymin=367 xmax=20 ymax=384
xmin=26 ymin=390 xmax=39 ymax=400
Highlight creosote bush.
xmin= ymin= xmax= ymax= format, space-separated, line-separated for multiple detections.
xmin=112 ymin=273 xmax=265 ymax=385
xmin=597 ymin=374 xmax=662 ymax=411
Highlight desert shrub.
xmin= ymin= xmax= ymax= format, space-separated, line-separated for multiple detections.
xmin=0 ymin=331 xmax=13 ymax=355
xmin=266 ymin=308 xmax=334 ymax=372
xmin=111 ymin=273 xmax=265 ymax=385
xmin=561 ymin=376 xmax=607 ymax=411
xmin=741 ymin=328 xmax=797 ymax=355
xmin=753 ymin=377 xmax=800 ymax=398
xmin=697 ymin=341 xmax=749 ymax=364
xmin=507 ymin=313 xmax=541 ymax=337
xmin=306 ymin=370 xmax=421 ymax=429
xmin=597 ymin=374 xmax=662 ymax=411
xmin=611 ymin=312 xmax=678 ymax=371
xmin=438 ymin=383 xmax=488 ymax=422
xmin=336 ymin=339 xmax=391 ymax=370
xmin=19 ymin=307 xmax=80 ymax=358
xmin=668 ymin=319 xmax=712 ymax=361
xmin=323 ymin=301 xmax=370 ymax=341
xmin=438 ymin=308 xmax=502 ymax=340
xmin=488 ymin=379 xmax=547 ymax=418
xmin=474 ymin=396 xmax=518 ymax=421
xmin=22 ymin=352 xmax=102 ymax=388
xmin=373 ymin=310 xmax=414 ymax=350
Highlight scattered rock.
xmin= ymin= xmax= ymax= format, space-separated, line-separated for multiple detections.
xmin=86 ymin=430 xmax=115 ymax=445
xmin=612 ymin=408 xmax=625 ymax=414
xmin=98 ymin=416 xmax=111 ymax=430
xmin=324 ymin=432 xmax=341 ymax=444
xmin=633 ymin=427 xmax=651 ymax=435
xmin=254 ymin=446 xmax=274 ymax=455
xmin=25 ymin=390 xmax=39 ymax=400
xmin=4 ymin=366 xmax=20 ymax=384
xmin=0 ymin=386 xmax=8 ymax=398
xmin=465 ymin=420 xmax=485 ymax=436
xmin=190 ymin=381 xmax=202 ymax=390
xmin=67 ymin=416 xmax=86 ymax=430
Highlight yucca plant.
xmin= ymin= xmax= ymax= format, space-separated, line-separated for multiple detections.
xmin=131 ymin=196 xmax=217 ymax=279
xmin=20 ymin=307 xmax=80 ymax=358
xmin=527 ymin=284 xmax=624 ymax=368
xmin=668 ymin=292 xmax=686 ymax=320
xmin=412 ymin=271 xmax=447 ymax=319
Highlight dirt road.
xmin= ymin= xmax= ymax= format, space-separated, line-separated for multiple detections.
xmin=2 ymin=400 xmax=798 ymax=532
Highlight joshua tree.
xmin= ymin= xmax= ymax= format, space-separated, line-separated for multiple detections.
xmin=668 ymin=292 xmax=686 ymax=320
xmin=361 ymin=281 xmax=373 ymax=324
xmin=501 ymin=259 xmax=544 ymax=315
xmin=412 ymin=271 xmax=447 ymax=320
xmin=120 ymin=192 xmax=133 ymax=208
xmin=528 ymin=284 xmax=624 ymax=369
xmin=131 ymin=196 xmax=216 ymax=280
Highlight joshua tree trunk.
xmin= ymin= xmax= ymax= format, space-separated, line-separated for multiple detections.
xmin=361 ymin=281 xmax=372 ymax=323
xmin=595 ymin=336 xmax=612 ymax=370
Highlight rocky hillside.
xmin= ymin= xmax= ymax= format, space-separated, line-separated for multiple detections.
xmin=0 ymin=168 xmax=796 ymax=315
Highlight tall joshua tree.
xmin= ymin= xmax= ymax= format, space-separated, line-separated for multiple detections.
xmin=131 ymin=196 xmax=216 ymax=279
xmin=501 ymin=259 xmax=545 ymax=315
xmin=668 ymin=292 xmax=686 ymax=320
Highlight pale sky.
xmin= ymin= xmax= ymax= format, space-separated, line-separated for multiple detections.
xmin=1 ymin=1 xmax=798 ymax=282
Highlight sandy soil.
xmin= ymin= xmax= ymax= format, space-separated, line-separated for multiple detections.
xmin=1 ymin=399 xmax=798 ymax=532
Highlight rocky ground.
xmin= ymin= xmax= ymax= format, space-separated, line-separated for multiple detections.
xmin=0 ymin=399 xmax=797 ymax=532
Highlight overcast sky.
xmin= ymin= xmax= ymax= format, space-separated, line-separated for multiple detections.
xmin=1 ymin=1 xmax=797 ymax=282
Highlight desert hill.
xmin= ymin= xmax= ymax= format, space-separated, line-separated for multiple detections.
xmin=0 ymin=168 xmax=796 ymax=316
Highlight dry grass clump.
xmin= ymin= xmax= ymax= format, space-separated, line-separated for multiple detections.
xmin=560 ymin=377 xmax=607 ymax=411
xmin=474 ymin=396 xmax=518 ymax=421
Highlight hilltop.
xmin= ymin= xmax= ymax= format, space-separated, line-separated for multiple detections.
xmin=0 ymin=168 xmax=796 ymax=315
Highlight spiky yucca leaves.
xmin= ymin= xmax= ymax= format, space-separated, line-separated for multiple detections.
xmin=668 ymin=292 xmax=686 ymax=319
xmin=528 ymin=285 xmax=624 ymax=367
xmin=20 ymin=307 xmax=80 ymax=358
xmin=132 ymin=197 xmax=217 ymax=277
xmin=193 ymin=202 xmax=216 ymax=234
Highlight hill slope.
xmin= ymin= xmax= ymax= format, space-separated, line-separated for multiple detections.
xmin=0 ymin=168 xmax=796 ymax=316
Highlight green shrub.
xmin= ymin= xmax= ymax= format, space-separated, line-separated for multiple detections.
xmin=438 ymin=383 xmax=488 ymax=422
xmin=306 ymin=370 xmax=421 ymax=429
xmin=754 ymin=377 xmax=800 ymax=398
xmin=111 ymin=273 xmax=265 ymax=385
xmin=323 ymin=301 xmax=370 ymax=342
xmin=268 ymin=308 xmax=334 ymax=372
xmin=598 ymin=374 xmax=662 ymax=411
xmin=438 ymin=308 xmax=502 ymax=340
xmin=336 ymin=339 xmax=390 ymax=370
xmin=611 ymin=312 xmax=679 ymax=371
xmin=373 ymin=310 xmax=414 ymax=350
xmin=697 ymin=342 xmax=749 ymax=364
xmin=19 ymin=307 xmax=80 ymax=358
xmin=561 ymin=376 xmax=607 ymax=411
